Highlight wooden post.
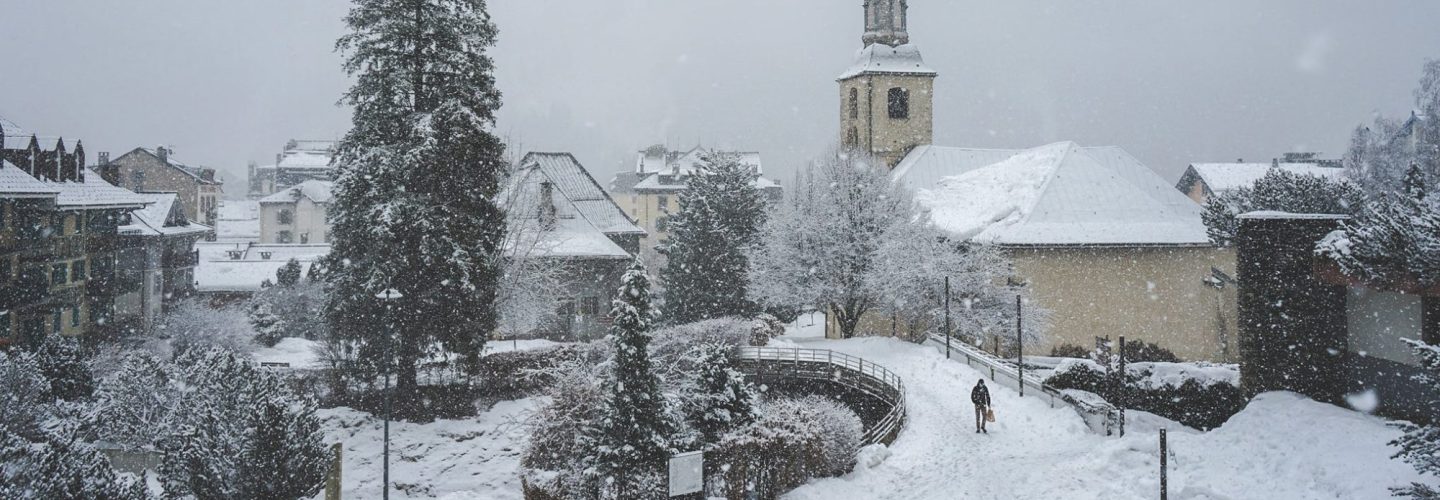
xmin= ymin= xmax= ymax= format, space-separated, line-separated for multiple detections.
xmin=326 ymin=442 xmax=342 ymax=500
xmin=1118 ymin=335 xmax=1126 ymax=438
xmin=1160 ymin=428 xmax=1169 ymax=500
xmin=944 ymin=276 xmax=952 ymax=359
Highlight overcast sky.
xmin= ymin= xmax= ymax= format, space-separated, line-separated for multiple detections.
xmin=2 ymin=0 xmax=1437 ymax=196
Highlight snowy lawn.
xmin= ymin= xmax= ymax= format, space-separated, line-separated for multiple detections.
xmin=313 ymin=399 xmax=538 ymax=500
xmin=779 ymin=334 xmax=1433 ymax=500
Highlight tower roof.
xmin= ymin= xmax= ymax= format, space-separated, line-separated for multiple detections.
xmin=838 ymin=43 xmax=936 ymax=80
xmin=863 ymin=0 xmax=911 ymax=46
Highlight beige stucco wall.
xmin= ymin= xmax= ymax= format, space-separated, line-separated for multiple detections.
xmin=616 ymin=190 xmax=679 ymax=273
xmin=259 ymin=198 xmax=330 ymax=244
xmin=823 ymin=245 xmax=1239 ymax=363
xmin=1008 ymin=246 xmax=1238 ymax=362
xmin=839 ymin=73 xmax=935 ymax=168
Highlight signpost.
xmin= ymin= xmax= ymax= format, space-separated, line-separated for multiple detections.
xmin=668 ymin=451 xmax=704 ymax=498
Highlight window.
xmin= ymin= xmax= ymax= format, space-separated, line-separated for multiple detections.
xmin=52 ymin=215 xmax=66 ymax=236
xmin=579 ymin=296 xmax=600 ymax=316
xmin=277 ymin=209 xmax=294 ymax=225
xmin=52 ymin=308 xmax=62 ymax=333
xmin=277 ymin=231 xmax=293 ymax=244
xmin=849 ymin=88 xmax=859 ymax=119
xmin=888 ymin=87 xmax=910 ymax=119
xmin=71 ymin=260 xmax=86 ymax=281
xmin=51 ymin=264 xmax=67 ymax=285
xmin=656 ymin=195 xmax=669 ymax=211
xmin=70 ymin=306 xmax=81 ymax=328
xmin=846 ymin=127 xmax=860 ymax=147
xmin=300 ymin=233 xmax=310 ymax=244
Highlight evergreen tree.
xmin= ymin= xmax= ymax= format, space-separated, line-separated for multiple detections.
xmin=0 ymin=431 xmax=149 ymax=500
xmin=688 ymin=344 xmax=757 ymax=445
xmin=660 ymin=152 xmax=768 ymax=324
xmin=1391 ymin=339 xmax=1440 ymax=499
xmin=276 ymin=258 xmax=303 ymax=287
xmin=32 ymin=335 xmax=95 ymax=402
xmin=326 ymin=0 xmax=508 ymax=409
xmin=92 ymin=352 xmax=179 ymax=451
xmin=592 ymin=259 xmax=675 ymax=498
xmin=1320 ymin=164 xmax=1440 ymax=288
xmin=1202 ymin=166 xmax=1363 ymax=246
xmin=249 ymin=301 xmax=288 ymax=347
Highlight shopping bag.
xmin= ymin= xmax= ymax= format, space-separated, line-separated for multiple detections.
xmin=985 ymin=408 xmax=996 ymax=422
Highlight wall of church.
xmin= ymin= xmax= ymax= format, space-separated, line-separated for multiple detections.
xmin=839 ymin=74 xmax=934 ymax=168
xmin=1008 ymin=245 xmax=1238 ymax=362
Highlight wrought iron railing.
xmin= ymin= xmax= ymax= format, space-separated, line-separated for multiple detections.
xmin=735 ymin=346 xmax=907 ymax=446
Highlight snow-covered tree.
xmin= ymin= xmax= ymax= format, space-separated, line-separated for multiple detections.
xmin=1320 ymin=164 xmax=1440 ymax=289
xmin=0 ymin=430 xmax=148 ymax=500
xmin=591 ymin=259 xmax=676 ymax=498
xmin=492 ymin=168 xmax=568 ymax=341
xmin=249 ymin=301 xmax=288 ymax=347
xmin=1203 ymin=166 xmax=1363 ymax=246
xmin=32 ymin=335 xmax=95 ymax=402
xmin=249 ymin=265 xmax=328 ymax=347
xmin=158 ymin=299 xmax=255 ymax=356
xmin=159 ymin=348 xmax=327 ymax=500
xmin=1346 ymin=59 xmax=1440 ymax=198
xmin=686 ymin=344 xmax=758 ymax=445
xmin=276 ymin=258 xmax=303 ymax=287
xmin=91 ymin=353 xmax=180 ymax=451
xmin=1391 ymin=339 xmax=1440 ymax=499
xmin=749 ymin=149 xmax=913 ymax=338
xmin=661 ymin=152 xmax=768 ymax=323
xmin=326 ymin=0 xmax=509 ymax=409
xmin=0 ymin=350 xmax=49 ymax=441
xmin=865 ymin=216 xmax=1045 ymax=344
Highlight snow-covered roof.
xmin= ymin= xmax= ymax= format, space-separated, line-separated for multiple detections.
xmin=119 ymin=192 xmax=212 ymax=237
xmin=193 ymin=242 xmax=329 ymax=292
xmin=217 ymin=200 xmax=259 ymax=220
xmin=897 ymin=142 xmax=1211 ymax=246
xmin=0 ymin=160 xmax=61 ymax=197
xmin=632 ymin=172 xmax=780 ymax=192
xmin=259 ymin=180 xmax=333 ymax=205
xmin=501 ymin=166 xmax=630 ymax=259
xmin=1180 ymin=162 xmax=1346 ymax=195
xmin=838 ymin=43 xmax=937 ymax=80
xmin=278 ymin=150 xmax=334 ymax=170
xmin=126 ymin=147 xmax=221 ymax=185
xmin=50 ymin=170 xmax=152 ymax=209
xmin=523 ymin=152 xmax=645 ymax=236
xmin=635 ymin=146 xmax=764 ymax=175
xmin=1237 ymin=211 xmax=1351 ymax=220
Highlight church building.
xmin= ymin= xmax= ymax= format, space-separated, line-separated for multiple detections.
xmin=832 ymin=1 xmax=1239 ymax=362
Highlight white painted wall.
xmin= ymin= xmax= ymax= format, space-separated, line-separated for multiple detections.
xmin=1347 ymin=287 xmax=1422 ymax=366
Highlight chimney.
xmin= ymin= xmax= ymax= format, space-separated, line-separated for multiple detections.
xmin=201 ymin=169 xmax=215 ymax=182
xmin=539 ymin=181 xmax=558 ymax=229
xmin=156 ymin=146 xmax=169 ymax=163
xmin=98 ymin=152 xmax=120 ymax=186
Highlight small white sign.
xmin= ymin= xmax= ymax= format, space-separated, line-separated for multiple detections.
xmin=668 ymin=450 xmax=703 ymax=497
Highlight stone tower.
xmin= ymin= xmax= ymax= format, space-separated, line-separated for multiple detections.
xmin=840 ymin=0 xmax=936 ymax=169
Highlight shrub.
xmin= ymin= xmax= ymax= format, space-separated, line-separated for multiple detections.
xmin=1123 ymin=340 xmax=1181 ymax=363
xmin=1049 ymin=343 xmax=1090 ymax=358
xmin=708 ymin=396 xmax=862 ymax=498
xmin=1046 ymin=361 xmax=1244 ymax=430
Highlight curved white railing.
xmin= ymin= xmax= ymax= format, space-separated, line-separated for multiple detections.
xmin=735 ymin=346 xmax=907 ymax=446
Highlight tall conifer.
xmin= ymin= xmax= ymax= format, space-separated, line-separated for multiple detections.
xmin=660 ymin=152 xmax=768 ymax=323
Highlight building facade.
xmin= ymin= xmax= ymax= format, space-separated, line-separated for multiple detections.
xmin=608 ymin=146 xmax=781 ymax=271
xmin=1176 ymin=153 xmax=1345 ymax=205
xmin=110 ymin=147 xmax=222 ymax=227
xmin=248 ymin=140 xmax=337 ymax=199
xmin=1 ymin=118 xmax=149 ymax=346
xmin=258 ymin=180 xmax=333 ymax=244
xmin=113 ymin=192 xmax=211 ymax=335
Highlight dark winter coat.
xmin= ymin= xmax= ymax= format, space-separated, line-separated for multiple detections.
xmin=971 ymin=383 xmax=991 ymax=407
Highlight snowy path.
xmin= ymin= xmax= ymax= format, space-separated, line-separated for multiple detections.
xmin=779 ymin=333 xmax=1431 ymax=500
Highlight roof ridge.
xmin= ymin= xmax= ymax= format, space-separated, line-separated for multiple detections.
xmin=1007 ymin=142 xmax=1075 ymax=229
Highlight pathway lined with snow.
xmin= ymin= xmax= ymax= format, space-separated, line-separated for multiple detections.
xmin=778 ymin=330 xmax=1430 ymax=500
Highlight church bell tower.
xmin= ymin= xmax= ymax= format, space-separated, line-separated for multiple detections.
xmin=840 ymin=0 xmax=936 ymax=169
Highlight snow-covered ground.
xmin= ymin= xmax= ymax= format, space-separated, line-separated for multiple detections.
xmin=314 ymin=399 xmax=539 ymax=500
xmin=780 ymin=333 xmax=1432 ymax=500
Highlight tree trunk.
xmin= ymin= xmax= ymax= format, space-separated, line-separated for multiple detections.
xmin=833 ymin=304 xmax=862 ymax=339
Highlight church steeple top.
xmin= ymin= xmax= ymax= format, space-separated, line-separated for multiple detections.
xmin=863 ymin=0 xmax=910 ymax=47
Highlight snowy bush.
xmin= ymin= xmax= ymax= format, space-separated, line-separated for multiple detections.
xmin=91 ymin=352 xmax=180 ymax=451
xmin=1391 ymin=338 xmax=1440 ymax=499
xmin=708 ymin=395 xmax=863 ymax=498
xmin=1318 ymin=164 xmax=1440 ymax=290
xmin=1202 ymin=166 xmax=1362 ymax=246
xmin=0 ymin=430 xmax=148 ymax=500
xmin=31 ymin=335 xmax=95 ymax=402
xmin=0 ymin=350 xmax=50 ymax=441
xmin=650 ymin=317 xmax=755 ymax=364
xmin=1046 ymin=360 xmax=1244 ymax=430
xmin=249 ymin=276 xmax=329 ymax=347
xmin=158 ymin=299 xmax=256 ymax=355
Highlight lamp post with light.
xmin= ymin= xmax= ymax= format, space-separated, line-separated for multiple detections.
xmin=374 ymin=288 xmax=402 ymax=500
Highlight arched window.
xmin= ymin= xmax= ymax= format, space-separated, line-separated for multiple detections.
xmin=849 ymin=88 xmax=859 ymax=120
xmin=887 ymin=87 xmax=910 ymax=119
xmin=846 ymin=127 xmax=859 ymax=147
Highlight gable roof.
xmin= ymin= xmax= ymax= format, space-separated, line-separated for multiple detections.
xmin=635 ymin=146 xmax=765 ymax=175
xmin=259 ymin=180 xmax=333 ymax=204
xmin=522 ymin=152 xmax=645 ymax=235
xmin=121 ymin=147 xmax=221 ymax=185
xmin=896 ymin=142 xmax=1211 ymax=246
xmin=53 ymin=170 xmax=153 ymax=209
xmin=1179 ymin=162 xmax=1346 ymax=196
xmin=120 ymin=192 xmax=212 ymax=237
xmin=501 ymin=165 xmax=630 ymax=259
xmin=838 ymin=43 xmax=937 ymax=80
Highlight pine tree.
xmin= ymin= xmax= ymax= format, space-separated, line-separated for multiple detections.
xmin=660 ymin=152 xmax=768 ymax=324
xmin=1202 ymin=166 xmax=1363 ymax=246
xmin=32 ymin=334 xmax=95 ymax=402
xmin=1321 ymin=164 xmax=1440 ymax=288
xmin=0 ymin=431 xmax=148 ymax=500
xmin=1391 ymin=339 xmax=1440 ymax=499
xmin=249 ymin=301 xmax=288 ymax=347
xmin=326 ymin=0 xmax=508 ymax=410
xmin=92 ymin=353 xmax=179 ymax=451
xmin=688 ymin=344 xmax=757 ymax=445
xmin=592 ymin=259 xmax=675 ymax=499
xmin=276 ymin=258 xmax=303 ymax=287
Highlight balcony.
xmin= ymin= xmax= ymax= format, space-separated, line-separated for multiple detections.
xmin=164 ymin=249 xmax=200 ymax=269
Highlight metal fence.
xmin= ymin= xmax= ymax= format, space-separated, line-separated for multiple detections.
xmin=735 ymin=346 xmax=907 ymax=446
xmin=926 ymin=332 xmax=1118 ymax=435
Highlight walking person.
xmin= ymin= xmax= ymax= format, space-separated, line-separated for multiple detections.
xmin=972 ymin=379 xmax=992 ymax=433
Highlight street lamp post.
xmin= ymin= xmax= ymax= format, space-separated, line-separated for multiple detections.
xmin=374 ymin=288 xmax=403 ymax=500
